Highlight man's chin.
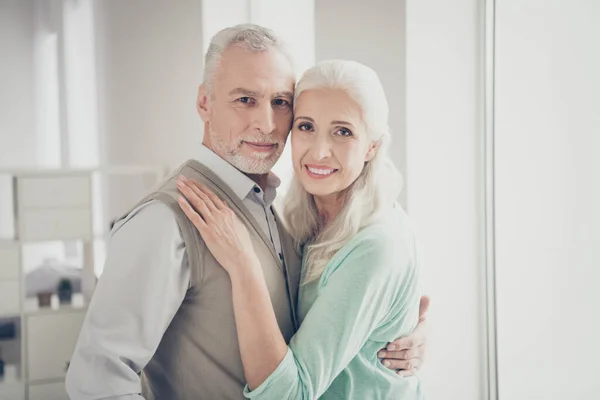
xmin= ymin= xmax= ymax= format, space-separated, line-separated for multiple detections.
xmin=226 ymin=154 xmax=278 ymax=175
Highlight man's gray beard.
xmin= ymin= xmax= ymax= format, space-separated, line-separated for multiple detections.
xmin=209 ymin=130 xmax=284 ymax=174
xmin=222 ymin=152 xmax=278 ymax=174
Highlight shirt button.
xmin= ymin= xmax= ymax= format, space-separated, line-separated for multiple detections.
xmin=253 ymin=187 xmax=261 ymax=193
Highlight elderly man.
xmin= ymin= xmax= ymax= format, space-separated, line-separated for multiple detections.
xmin=66 ymin=24 xmax=428 ymax=399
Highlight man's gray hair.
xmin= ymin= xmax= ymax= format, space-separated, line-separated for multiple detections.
xmin=203 ymin=24 xmax=293 ymax=95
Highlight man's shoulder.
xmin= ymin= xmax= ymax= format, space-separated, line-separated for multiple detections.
xmin=111 ymin=200 xmax=179 ymax=238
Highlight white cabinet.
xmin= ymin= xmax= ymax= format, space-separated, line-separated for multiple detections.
xmin=0 ymin=381 xmax=25 ymax=400
xmin=18 ymin=209 xmax=92 ymax=241
xmin=26 ymin=312 xmax=85 ymax=382
xmin=16 ymin=175 xmax=92 ymax=242
xmin=0 ymin=244 xmax=20 ymax=315
xmin=28 ymin=381 xmax=68 ymax=400
xmin=0 ymin=167 xmax=163 ymax=399
xmin=18 ymin=176 xmax=91 ymax=208
xmin=0 ymin=244 xmax=20 ymax=280
xmin=0 ymin=281 xmax=21 ymax=314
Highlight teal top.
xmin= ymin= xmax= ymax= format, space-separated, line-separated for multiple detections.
xmin=243 ymin=205 xmax=424 ymax=399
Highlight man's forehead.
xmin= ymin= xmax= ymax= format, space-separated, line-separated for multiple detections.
xmin=227 ymin=87 xmax=294 ymax=99
xmin=217 ymin=46 xmax=295 ymax=93
xmin=219 ymin=72 xmax=295 ymax=97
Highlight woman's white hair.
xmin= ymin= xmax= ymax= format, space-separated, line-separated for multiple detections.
xmin=283 ymin=60 xmax=403 ymax=285
xmin=203 ymin=24 xmax=292 ymax=95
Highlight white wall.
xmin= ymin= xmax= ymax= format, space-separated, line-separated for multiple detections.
xmin=93 ymin=0 xmax=204 ymax=170
xmin=314 ymin=0 xmax=407 ymax=207
xmin=0 ymin=0 xmax=100 ymax=170
xmin=405 ymin=1 xmax=487 ymax=399
xmin=0 ymin=0 xmax=35 ymax=238
xmin=62 ymin=0 xmax=99 ymax=168
xmin=0 ymin=0 xmax=36 ymax=168
xmin=495 ymin=1 xmax=600 ymax=399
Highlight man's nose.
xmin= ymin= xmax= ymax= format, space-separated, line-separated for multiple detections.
xmin=253 ymin=102 xmax=276 ymax=136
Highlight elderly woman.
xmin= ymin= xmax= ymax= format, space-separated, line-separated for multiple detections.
xmin=177 ymin=60 xmax=423 ymax=399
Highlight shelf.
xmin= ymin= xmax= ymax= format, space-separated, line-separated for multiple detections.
xmin=0 ymin=311 xmax=21 ymax=319
xmin=23 ymin=296 xmax=88 ymax=316
xmin=0 ymin=166 xmax=163 ymax=398
xmin=23 ymin=304 xmax=88 ymax=317
xmin=0 ymin=380 xmax=25 ymax=398
xmin=0 ymin=380 xmax=25 ymax=386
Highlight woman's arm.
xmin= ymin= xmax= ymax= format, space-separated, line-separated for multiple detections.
xmin=176 ymin=176 xmax=288 ymax=388
xmin=229 ymin=257 xmax=289 ymax=390
xmin=177 ymin=177 xmax=420 ymax=399
xmin=239 ymin=239 xmax=419 ymax=399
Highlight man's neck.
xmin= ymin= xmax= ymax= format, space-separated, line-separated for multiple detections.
xmin=246 ymin=173 xmax=269 ymax=191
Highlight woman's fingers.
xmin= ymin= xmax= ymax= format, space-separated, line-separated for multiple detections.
xmin=178 ymin=177 xmax=218 ymax=213
xmin=187 ymin=178 xmax=229 ymax=211
xmin=378 ymin=348 xmax=415 ymax=360
xmin=178 ymin=197 xmax=207 ymax=232
xmin=397 ymin=369 xmax=416 ymax=377
xmin=381 ymin=358 xmax=414 ymax=371
xmin=176 ymin=178 xmax=214 ymax=223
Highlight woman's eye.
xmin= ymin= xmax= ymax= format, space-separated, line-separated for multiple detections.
xmin=336 ymin=128 xmax=353 ymax=137
xmin=298 ymin=123 xmax=313 ymax=131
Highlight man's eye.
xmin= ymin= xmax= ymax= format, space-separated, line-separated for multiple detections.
xmin=273 ymin=99 xmax=290 ymax=107
xmin=238 ymin=97 xmax=253 ymax=104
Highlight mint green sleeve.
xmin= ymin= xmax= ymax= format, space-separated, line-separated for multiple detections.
xmin=243 ymin=233 xmax=419 ymax=400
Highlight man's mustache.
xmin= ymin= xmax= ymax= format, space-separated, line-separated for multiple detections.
xmin=238 ymin=135 xmax=282 ymax=145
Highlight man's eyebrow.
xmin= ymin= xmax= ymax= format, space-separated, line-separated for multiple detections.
xmin=273 ymin=91 xmax=294 ymax=100
xmin=228 ymin=88 xmax=263 ymax=97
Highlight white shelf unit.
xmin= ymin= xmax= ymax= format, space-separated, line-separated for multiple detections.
xmin=0 ymin=166 xmax=164 ymax=400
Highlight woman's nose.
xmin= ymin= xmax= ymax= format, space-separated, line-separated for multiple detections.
xmin=312 ymin=135 xmax=333 ymax=160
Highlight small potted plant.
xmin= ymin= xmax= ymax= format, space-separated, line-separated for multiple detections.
xmin=37 ymin=291 xmax=53 ymax=308
xmin=57 ymin=278 xmax=73 ymax=304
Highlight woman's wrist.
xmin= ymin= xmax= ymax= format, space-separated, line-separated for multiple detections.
xmin=229 ymin=253 xmax=263 ymax=280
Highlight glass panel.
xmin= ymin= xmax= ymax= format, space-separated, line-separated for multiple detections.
xmin=0 ymin=175 xmax=15 ymax=240
xmin=21 ymin=240 xmax=84 ymax=312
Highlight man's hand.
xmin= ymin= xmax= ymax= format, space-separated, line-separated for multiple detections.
xmin=379 ymin=295 xmax=430 ymax=377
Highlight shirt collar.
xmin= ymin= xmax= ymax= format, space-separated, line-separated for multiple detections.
xmin=197 ymin=145 xmax=280 ymax=202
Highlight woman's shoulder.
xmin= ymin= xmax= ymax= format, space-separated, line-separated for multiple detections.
xmin=356 ymin=204 xmax=416 ymax=252
xmin=324 ymin=204 xmax=417 ymax=280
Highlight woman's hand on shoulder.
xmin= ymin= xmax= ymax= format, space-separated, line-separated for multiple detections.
xmin=176 ymin=176 xmax=259 ymax=275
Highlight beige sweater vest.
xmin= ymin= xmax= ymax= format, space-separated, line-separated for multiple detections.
xmin=114 ymin=159 xmax=301 ymax=400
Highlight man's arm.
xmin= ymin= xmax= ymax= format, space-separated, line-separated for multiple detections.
xmin=379 ymin=295 xmax=430 ymax=376
xmin=66 ymin=202 xmax=190 ymax=399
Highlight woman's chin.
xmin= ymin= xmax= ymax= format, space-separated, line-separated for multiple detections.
xmin=302 ymin=184 xmax=337 ymax=199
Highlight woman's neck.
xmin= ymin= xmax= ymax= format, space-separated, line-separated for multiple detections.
xmin=313 ymin=193 xmax=344 ymax=228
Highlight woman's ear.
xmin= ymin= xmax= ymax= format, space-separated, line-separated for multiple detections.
xmin=365 ymin=141 xmax=380 ymax=162
xmin=197 ymin=84 xmax=210 ymax=122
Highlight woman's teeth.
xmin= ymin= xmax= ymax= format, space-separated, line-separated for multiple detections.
xmin=307 ymin=167 xmax=336 ymax=175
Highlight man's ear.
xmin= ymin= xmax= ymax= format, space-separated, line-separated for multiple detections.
xmin=197 ymin=84 xmax=210 ymax=122
xmin=365 ymin=141 xmax=380 ymax=162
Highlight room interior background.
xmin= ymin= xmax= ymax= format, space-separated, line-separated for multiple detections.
xmin=0 ymin=0 xmax=598 ymax=399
